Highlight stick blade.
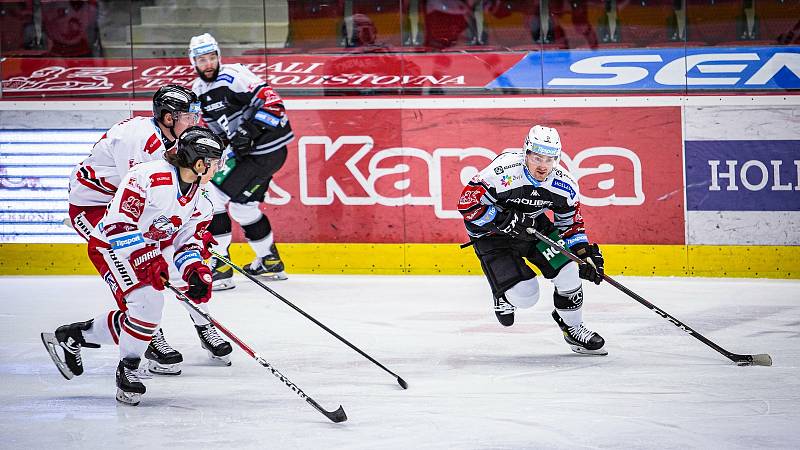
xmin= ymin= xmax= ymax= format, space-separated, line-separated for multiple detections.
xmin=397 ymin=377 xmax=408 ymax=389
xmin=735 ymin=353 xmax=773 ymax=367
xmin=325 ymin=405 xmax=348 ymax=423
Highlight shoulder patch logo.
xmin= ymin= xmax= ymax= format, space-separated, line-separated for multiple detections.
xmin=551 ymin=178 xmax=576 ymax=199
xmin=149 ymin=172 xmax=173 ymax=187
xmin=144 ymin=133 xmax=161 ymax=154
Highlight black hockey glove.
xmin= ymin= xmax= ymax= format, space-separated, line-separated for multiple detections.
xmin=229 ymin=120 xmax=261 ymax=158
xmin=497 ymin=210 xmax=537 ymax=241
xmin=573 ymin=243 xmax=604 ymax=285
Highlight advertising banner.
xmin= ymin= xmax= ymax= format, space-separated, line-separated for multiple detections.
xmin=0 ymin=102 xmax=684 ymax=244
xmin=488 ymin=46 xmax=800 ymax=91
xmin=0 ymin=53 xmax=524 ymax=97
xmin=268 ymin=105 xmax=685 ymax=244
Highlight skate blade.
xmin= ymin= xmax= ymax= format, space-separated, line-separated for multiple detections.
xmin=259 ymin=271 xmax=287 ymax=281
xmin=212 ymin=279 xmax=236 ymax=291
xmin=205 ymin=350 xmax=232 ymax=366
xmin=569 ymin=344 xmax=608 ymax=356
xmin=40 ymin=333 xmax=74 ymax=380
xmin=134 ymin=367 xmax=153 ymax=380
xmin=146 ymin=360 xmax=182 ymax=376
xmin=116 ymin=389 xmax=142 ymax=406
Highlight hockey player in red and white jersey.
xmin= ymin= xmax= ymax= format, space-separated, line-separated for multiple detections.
xmin=66 ymin=85 xmax=233 ymax=374
xmin=42 ymin=127 xmax=225 ymax=405
xmin=458 ymin=125 xmax=607 ymax=355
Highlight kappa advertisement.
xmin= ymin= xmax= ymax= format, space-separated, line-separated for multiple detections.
xmin=263 ymin=106 xmax=685 ymax=244
xmin=0 ymin=105 xmax=685 ymax=245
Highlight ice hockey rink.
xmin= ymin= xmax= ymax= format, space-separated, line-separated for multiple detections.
xmin=1 ymin=274 xmax=798 ymax=449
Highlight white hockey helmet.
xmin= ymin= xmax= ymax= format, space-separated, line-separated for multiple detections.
xmin=523 ymin=125 xmax=562 ymax=161
xmin=188 ymin=33 xmax=220 ymax=67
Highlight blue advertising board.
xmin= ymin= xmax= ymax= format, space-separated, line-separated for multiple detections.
xmin=685 ymin=140 xmax=800 ymax=211
xmin=488 ymin=46 xmax=800 ymax=91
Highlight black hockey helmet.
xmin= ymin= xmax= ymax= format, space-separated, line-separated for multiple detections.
xmin=152 ymin=84 xmax=200 ymax=124
xmin=175 ymin=126 xmax=224 ymax=169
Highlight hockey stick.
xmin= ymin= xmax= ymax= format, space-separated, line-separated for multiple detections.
xmin=164 ymin=282 xmax=348 ymax=423
xmin=210 ymin=250 xmax=409 ymax=389
xmin=527 ymin=228 xmax=773 ymax=367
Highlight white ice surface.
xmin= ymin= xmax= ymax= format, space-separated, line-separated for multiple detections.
xmin=1 ymin=275 xmax=798 ymax=449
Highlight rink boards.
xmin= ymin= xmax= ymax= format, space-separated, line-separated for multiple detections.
xmin=0 ymin=96 xmax=798 ymax=277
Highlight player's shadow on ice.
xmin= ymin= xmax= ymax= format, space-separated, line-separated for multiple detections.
xmin=443 ymin=353 xmax=607 ymax=372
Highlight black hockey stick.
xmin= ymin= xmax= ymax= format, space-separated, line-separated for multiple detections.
xmin=527 ymin=228 xmax=773 ymax=367
xmin=210 ymin=251 xmax=409 ymax=389
xmin=164 ymin=282 xmax=348 ymax=423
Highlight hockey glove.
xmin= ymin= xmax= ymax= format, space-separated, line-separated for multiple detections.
xmin=497 ymin=210 xmax=537 ymax=241
xmin=129 ymin=246 xmax=168 ymax=291
xmin=573 ymin=243 xmax=604 ymax=285
xmin=182 ymin=261 xmax=213 ymax=303
xmin=229 ymin=120 xmax=260 ymax=158
xmin=198 ymin=230 xmax=218 ymax=260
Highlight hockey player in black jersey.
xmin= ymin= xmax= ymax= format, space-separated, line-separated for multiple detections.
xmin=189 ymin=33 xmax=294 ymax=289
xmin=458 ymin=125 xmax=607 ymax=355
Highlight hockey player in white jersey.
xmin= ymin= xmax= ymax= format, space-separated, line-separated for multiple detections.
xmin=66 ymin=85 xmax=232 ymax=375
xmin=458 ymin=125 xmax=607 ymax=355
xmin=42 ymin=127 xmax=225 ymax=405
xmin=189 ymin=33 xmax=294 ymax=290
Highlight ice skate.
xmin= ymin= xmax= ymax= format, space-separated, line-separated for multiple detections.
xmin=209 ymin=255 xmax=235 ymax=291
xmin=40 ymin=319 xmax=100 ymax=380
xmin=116 ymin=357 xmax=146 ymax=406
xmin=494 ymin=295 xmax=516 ymax=327
xmin=195 ymin=323 xmax=233 ymax=365
xmin=144 ymin=329 xmax=183 ymax=375
xmin=551 ymin=310 xmax=607 ymax=356
xmin=243 ymin=244 xmax=287 ymax=281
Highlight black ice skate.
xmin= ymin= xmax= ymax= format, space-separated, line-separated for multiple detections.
xmin=494 ymin=295 xmax=516 ymax=327
xmin=195 ymin=323 xmax=233 ymax=365
xmin=243 ymin=244 xmax=287 ymax=280
xmin=40 ymin=319 xmax=100 ymax=380
xmin=551 ymin=310 xmax=607 ymax=356
xmin=210 ymin=255 xmax=235 ymax=291
xmin=116 ymin=357 xmax=146 ymax=406
xmin=144 ymin=329 xmax=183 ymax=375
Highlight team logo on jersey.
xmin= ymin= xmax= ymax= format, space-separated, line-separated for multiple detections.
xmin=500 ymin=174 xmax=513 ymax=187
xmin=143 ymin=215 xmax=182 ymax=241
xmin=119 ymin=189 xmax=145 ymax=220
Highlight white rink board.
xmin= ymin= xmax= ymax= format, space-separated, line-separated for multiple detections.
xmin=1 ymin=274 xmax=798 ymax=449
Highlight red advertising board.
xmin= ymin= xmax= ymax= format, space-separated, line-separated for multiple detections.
xmin=261 ymin=104 xmax=685 ymax=244
xmin=0 ymin=53 xmax=524 ymax=96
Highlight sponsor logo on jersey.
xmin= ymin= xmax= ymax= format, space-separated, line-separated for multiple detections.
xmin=204 ymin=101 xmax=225 ymax=111
xmin=500 ymin=174 xmax=513 ymax=187
xmin=507 ymin=198 xmax=552 ymax=207
xmin=103 ymin=271 xmax=120 ymax=295
xmin=551 ymin=179 xmax=576 ymax=199
xmin=463 ymin=206 xmax=486 ymax=221
xmin=255 ymin=110 xmax=281 ymax=127
xmin=149 ymin=172 xmax=173 ymax=187
xmin=144 ymin=133 xmax=161 ymax=154
xmin=132 ymin=248 xmax=160 ymax=267
xmin=72 ymin=212 xmax=93 ymax=239
xmin=103 ymin=222 xmax=138 ymax=237
xmin=472 ymin=205 xmax=497 ymax=226
xmin=494 ymin=166 xmax=504 ymax=175
xmin=110 ymin=233 xmax=144 ymax=250
xmin=217 ymin=73 xmax=234 ymax=84
xmin=175 ymin=249 xmax=202 ymax=271
xmin=119 ymin=189 xmax=145 ymax=220
xmin=564 ymin=234 xmax=589 ymax=247
xmin=106 ymin=249 xmax=134 ymax=287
